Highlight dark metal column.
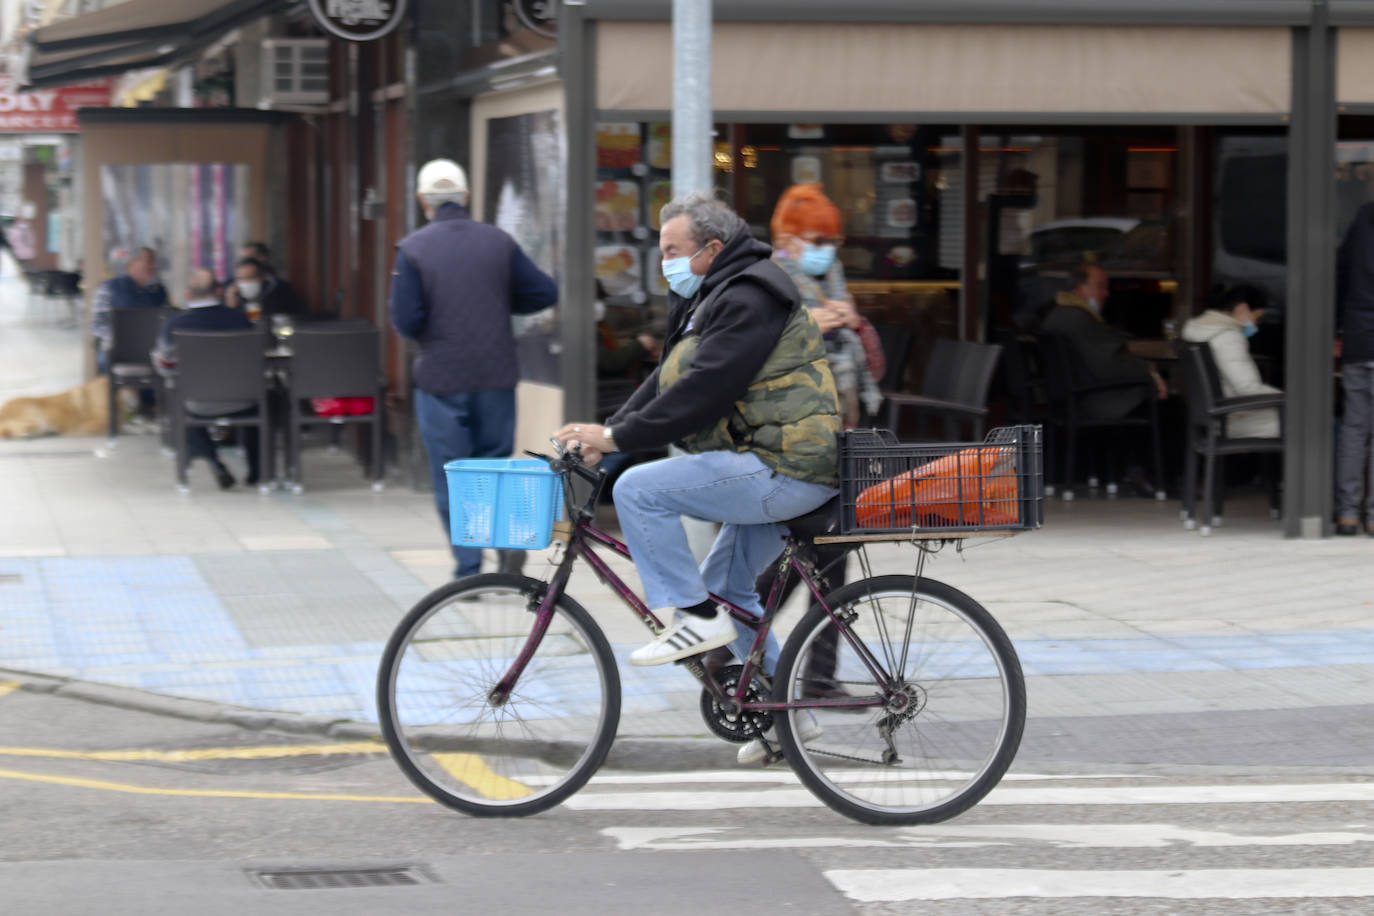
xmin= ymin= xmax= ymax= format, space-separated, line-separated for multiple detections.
xmin=560 ymin=3 xmax=598 ymax=423
xmin=1284 ymin=10 xmax=1337 ymax=537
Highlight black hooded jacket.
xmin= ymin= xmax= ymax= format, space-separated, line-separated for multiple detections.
xmin=608 ymin=217 xmax=800 ymax=452
xmin=1338 ymin=202 xmax=1374 ymax=363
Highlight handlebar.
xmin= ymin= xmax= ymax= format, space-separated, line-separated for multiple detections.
xmin=525 ymin=441 xmax=606 ymax=484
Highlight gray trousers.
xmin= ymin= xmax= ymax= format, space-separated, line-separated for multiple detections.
xmin=1336 ymin=361 xmax=1374 ymax=522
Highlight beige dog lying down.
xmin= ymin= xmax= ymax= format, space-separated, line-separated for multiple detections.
xmin=0 ymin=376 xmax=111 ymax=438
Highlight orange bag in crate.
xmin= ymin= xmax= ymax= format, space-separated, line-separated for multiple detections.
xmin=855 ymin=446 xmax=1019 ymax=528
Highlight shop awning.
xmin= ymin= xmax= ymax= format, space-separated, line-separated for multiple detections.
xmin=597 ymin=21 xmax=1292 ymax=118
xmin=22 ymin=0 xmax=282 ymax=89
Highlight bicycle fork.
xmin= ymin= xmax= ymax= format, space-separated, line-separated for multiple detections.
xmin=487 ymin=548 xmax=579 ymax=706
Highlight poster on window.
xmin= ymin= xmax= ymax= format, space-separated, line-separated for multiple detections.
xmin=484 ymin=109 xmax=565 ymax=386
xmin=101 ymin=163 xmax=249 ymax=300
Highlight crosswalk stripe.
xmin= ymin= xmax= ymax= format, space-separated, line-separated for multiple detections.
xmin=824 ymin=868 xmax=1374 ymax=902
xmin=603 ymin=823 xmax=1374 ymax=851
xmin=583 ymin=770 xmax=1155 ymax=786
xmin=565 ymin=781 xmax=1374 ymax=811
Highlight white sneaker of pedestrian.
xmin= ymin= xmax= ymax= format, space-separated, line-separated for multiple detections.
xmin=737 ymin=711 xmax=823 ymax=766
xmin=629 ymin=609 xmax=737 ymax=667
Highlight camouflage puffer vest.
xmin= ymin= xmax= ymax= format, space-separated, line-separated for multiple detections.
xmin=659 ymin=303 xmax=841 ymax=486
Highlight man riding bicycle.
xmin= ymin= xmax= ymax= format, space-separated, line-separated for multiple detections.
xmin=555 ymin=192 xmax=841 ymax=678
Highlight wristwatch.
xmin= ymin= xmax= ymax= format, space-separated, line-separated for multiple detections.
xmin=603 ymin=426 xmax=618 ymax=452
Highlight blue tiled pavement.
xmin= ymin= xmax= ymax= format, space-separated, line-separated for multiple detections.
xmin=3 ymin=553 xmax=1374 ymax=725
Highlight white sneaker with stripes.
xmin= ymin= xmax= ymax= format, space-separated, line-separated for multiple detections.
xmin=629 ymin=609 xmax=737 ymax=667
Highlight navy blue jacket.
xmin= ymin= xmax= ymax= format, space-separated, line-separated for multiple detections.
xmin=389 ymin=203 xmax=558 ymax=394
xmin=154 ymin=302 xmax=256 ymax=415
xmin=1338 ymin=202 xmax=1374 ymax=363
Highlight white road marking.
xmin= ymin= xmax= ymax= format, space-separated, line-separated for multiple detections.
xmin=603 ymin=823 xmax=1374 ymax=851
xmin=582 ymin=770 xmax=1154 ymax=786
xmin=565 ymin=781 xmax=1374 ymax=811
xmin=824 ymin=868 xmax=1374 ymax=902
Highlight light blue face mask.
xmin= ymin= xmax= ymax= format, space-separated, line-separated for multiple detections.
xmin=661 ymin=245 xmax=707 ymax=298
xmin=800 ymin=243 xmax=837 ymax=276
xmin=1242 ymin=320 xmax=1258 ymax=338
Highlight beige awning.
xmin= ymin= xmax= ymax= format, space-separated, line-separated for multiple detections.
xmin=24 ymin=0 xmax=279 ymax=89
xmin=597 ymin=22 xmax=1291 ymax=116
xmin=1338 ymin=28 xmax=1374 ymax=103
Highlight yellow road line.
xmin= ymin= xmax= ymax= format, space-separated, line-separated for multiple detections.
xmin=0 ymin=682 xmax=19 ymax=699
xmin=0 ymin=766 xmax=430 ymax=804
xmin=0 ymin=742 xmax=387 ymax=763
xmin=433 ymin=753 xmax=532 ymax=800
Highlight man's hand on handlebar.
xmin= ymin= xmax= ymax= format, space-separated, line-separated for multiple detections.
xmin=552 ymin=422 xmax=614 ymax=466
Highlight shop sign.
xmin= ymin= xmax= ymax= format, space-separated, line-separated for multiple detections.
xmin=307 ymin=0 xmax=408 ymax=42
xmin=0 ymin=78 xmax=113 ymax=133
xmin=512 ymin=0 xmax=558 ymax=38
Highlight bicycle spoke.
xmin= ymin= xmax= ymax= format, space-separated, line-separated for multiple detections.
xmin=379 ymin=576 xmax=620 ymax=816
xmin=776 ymin=575 xmax=1025 ymax=826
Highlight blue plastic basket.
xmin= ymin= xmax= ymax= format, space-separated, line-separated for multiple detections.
xmin=444 ymin=458 xmax=562 ymax=550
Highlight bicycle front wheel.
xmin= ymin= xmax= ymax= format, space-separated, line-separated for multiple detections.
xmin=774 ymin=575 xmax=1025 ymax=826
xmin=377 ymin=573 xmax=621 ymax=817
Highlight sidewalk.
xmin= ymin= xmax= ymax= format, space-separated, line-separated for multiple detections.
xmin=1 ymin=276 xmax=1372 ymax=748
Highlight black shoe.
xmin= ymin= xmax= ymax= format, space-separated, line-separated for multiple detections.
xmin=213 ymin=462 xmax=236 ymax=490
xmin=498 ymin=550 xmax=526 ymax=576
xmin=1336 ymin=518 xmax=1360 ymax=536
xmin=245 ymin=472 xmax=260 ymax=487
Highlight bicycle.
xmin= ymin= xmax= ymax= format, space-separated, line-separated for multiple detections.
xmin=377 ymin=425 xmax=1042 ymax=825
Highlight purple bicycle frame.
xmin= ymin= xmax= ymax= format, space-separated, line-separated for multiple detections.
xmin=491 ymin=516 xmax=890 ymax=715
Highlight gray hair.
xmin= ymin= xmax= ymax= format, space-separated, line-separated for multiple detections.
xmin=421 ymin=191 xmax=469 ymax=208
xmin=659 ymin=191 xmax=735 ymax=247
xmin=187 ymin=267 xmax=217 ymax=299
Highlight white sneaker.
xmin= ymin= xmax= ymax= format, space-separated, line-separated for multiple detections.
xmin=737 ymin=712 xmax=823 ymax=765
xmin=629 ymin=609 xmax=737 ymax=667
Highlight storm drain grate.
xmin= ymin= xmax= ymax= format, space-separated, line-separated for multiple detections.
xmin=250 ymin=866 xmax=435 ymax=890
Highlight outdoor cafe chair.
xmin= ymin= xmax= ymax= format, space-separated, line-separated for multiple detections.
xmin=106 ymin=307 xmax=170 ymax=442
xmin=169 ymin=329 xmax=273 ymax=494
xmin=881 ymin=337 xmax=1002 ymax=440
xmin=1175 ymin=340 xmax=1284 ymax=536
xmin=283 ymin=325 xmax=386 ymax=493
xmin=1036 ymin=332 xmax=1165 ymax=502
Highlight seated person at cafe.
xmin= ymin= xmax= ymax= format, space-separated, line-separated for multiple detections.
xmin=1181 ymin=284 xmax=1280 ymax=438
xmin=226 ymin=256 xmax=304 ymax=319
xmin=1040 ymin=262 xmax=1167 ymax=419
xmin=153 ymin=268 xmax=261 ymax=490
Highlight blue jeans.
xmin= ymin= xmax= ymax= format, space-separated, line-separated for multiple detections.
xmin=612 ymin=450 xmax=837 ymax=672
xmin=415 ymin=388 xmax=516 ymax=576
xmin=1337 ymin=362 xmax=1374 ymax=523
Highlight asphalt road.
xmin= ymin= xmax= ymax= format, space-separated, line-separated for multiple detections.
xmin=1 ymin=684 xmax=1372 ymax=914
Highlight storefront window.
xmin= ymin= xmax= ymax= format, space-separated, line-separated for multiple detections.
xmin=979 ymin=128 xmax=1182 ymax=340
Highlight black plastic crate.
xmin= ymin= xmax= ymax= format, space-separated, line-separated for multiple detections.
xmin=837 ymin=425 xmax=1044 ymax=537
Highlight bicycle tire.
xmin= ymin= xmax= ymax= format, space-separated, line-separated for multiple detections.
xmin=773 ymin=574 xmax=1025 ymax=826
xmin=377 ymin=573 xmax=621 ymax=817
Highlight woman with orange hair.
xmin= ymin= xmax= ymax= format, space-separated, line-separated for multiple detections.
xmin=770 ymin=183 xmax=883 ymax=428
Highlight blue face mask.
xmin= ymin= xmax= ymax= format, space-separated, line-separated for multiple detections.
xmin=661 ymin=245 xmax=707 ymax=298
xmin=1242 ymin=320 xmax=1258 ymax=338
xmin=799 ymin=243 xmax=837 ymax=276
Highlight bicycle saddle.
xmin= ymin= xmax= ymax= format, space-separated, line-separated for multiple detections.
xmin=784 ymin=495 xmax=842 ymax=542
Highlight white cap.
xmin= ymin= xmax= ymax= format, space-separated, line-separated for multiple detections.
xmin=417 ymin=158 xmax=468 ymax=197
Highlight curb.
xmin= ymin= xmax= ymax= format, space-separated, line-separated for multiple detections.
xmin=0 ymin=666 xmax=740 ymax=770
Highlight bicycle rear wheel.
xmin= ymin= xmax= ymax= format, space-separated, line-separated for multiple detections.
xmin=773 ymin=574 xmax=1025 ymax=826
xmin=377 ymin=573 xmax=620 ymax=817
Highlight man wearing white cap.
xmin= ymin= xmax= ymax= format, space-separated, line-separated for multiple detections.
xmin=389 ymin=158 xmax=559 ymax=578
